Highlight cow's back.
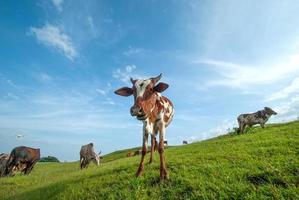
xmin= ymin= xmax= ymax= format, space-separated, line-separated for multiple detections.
xmin=159 ymin=95 xmax=174 ymax=127
xmin=11 ymin=146 xmax=40 ymax=162
xmin=80 ymin=143 xmax=94 ymax=159
xmin=238 ymin=112 xmax=261 ymax=126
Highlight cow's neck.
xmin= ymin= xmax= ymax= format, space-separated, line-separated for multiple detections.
xmin=140 ymin=93 xmax=162 ymax=124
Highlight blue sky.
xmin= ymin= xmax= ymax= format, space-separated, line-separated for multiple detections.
xmin=1 ymin=0 xmax=299 ymax=161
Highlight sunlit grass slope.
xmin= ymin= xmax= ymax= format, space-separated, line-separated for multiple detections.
xmin=0 ymin=121 xmax=298 ymax=200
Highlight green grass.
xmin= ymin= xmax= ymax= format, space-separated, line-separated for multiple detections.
xmin=1 ymin=121 xmax=298 ymax=200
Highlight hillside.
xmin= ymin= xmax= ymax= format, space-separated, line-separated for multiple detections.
xmin=0 ymin=121 xmax=298 ymax=200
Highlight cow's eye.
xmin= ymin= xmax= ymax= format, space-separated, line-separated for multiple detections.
xmin=139 ymin=83 xmax=144 ymax=87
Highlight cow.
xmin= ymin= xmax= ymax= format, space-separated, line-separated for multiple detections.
xmin=0 ymin=153 xmax=10 ymax=177
xmin=0 ymin=153 xmax=24 ymax=177
xmin=80 ymin=143 xmax=101 ymax=169
xmin=5 ymin=146 xmax=40 ymax=176
xmin=164 ymin=140 xmax=168 ymax=146
xmin=127 ymin=152 xmax=134 ymax=157
xmin=183 ymin=140 xmax=188 ymax=145
xmin=115 ymin=73 xmax=174 ymax=180
xmin=237 ymin=107 xmax=277 ymax=134
xmin=134 ymin=149 xmax=142 ymax=156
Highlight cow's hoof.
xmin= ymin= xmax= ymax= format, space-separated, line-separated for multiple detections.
xmin=136 ymin=169 xmax=143 ymax=177
xmin=160 ymin=175 xmax=169 ymax=181
xmin=160 ymin=170 xmax=169 ymax=180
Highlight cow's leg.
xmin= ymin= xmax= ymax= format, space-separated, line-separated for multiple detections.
xmin=82 ymin=158 xmax=88 ymax=169
xmin=158 ymin=122 xmax=168 ymax=180
xmin=26 ymin=161 xmax=37 ymax=175
xmin=154 ymin=137 xmax=158 ymax=151
xmin=241 ymin=123 xmax=246 ymax=134
xmin=24 ymin=163 xmax=32 ymax=175
xmin=23 ymin=162 xmax=31 ymax=175
xmin=149 ymin=135 xmax=155 ymax=164
xmin=19 ymin=163 xmax=26 ymax=174
xmin=5 ymin=155 xmax=16 ymax=176
xmin=237 ymin=118 xmax=242 ymax=134
xmin=80 ymin=157 xmax=84 ymax=169
xmin=149 ymin=128 xmax=157 ymax=164
xmin=136 ymin=132 xmax=148 ymax=177
xmin=85 ymin=160 xmax=89 ymax=169
xmin=8 ymin=159 xmax=19 ymax=176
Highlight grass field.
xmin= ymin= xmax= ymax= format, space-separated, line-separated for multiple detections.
xmin=0 ymin=121 xmax=298 ymax=200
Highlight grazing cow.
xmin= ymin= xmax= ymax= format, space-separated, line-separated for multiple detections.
xmin=237 ymin=107 xmax=277 ymax=134
xmin=127 ymin=152 xmax=134 ymax=157
xmin=134 ymin=149 xmax=142 ymax=156
xmin=115 ymin=73 xmax=174 ymax=180
xmin=183 ymin=140 xmax=188 ymax=145
xmin=5 ymin=146 xmax=40 ymax=176
xmin=0 ymin=153 xmax=10 ymax=177
xmin=0 ymin=154 xmax=23 ymax=177
xmin=80 ymin=143 xmax=101 ymax=169
xmin=164 ymin=140 xmax=168 ymax=146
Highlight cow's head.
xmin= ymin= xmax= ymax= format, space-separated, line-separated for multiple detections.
xmin=92 ymin=152 xmax=100 ymax=166
xmin=114 ymin=73 xmax=169 ymax=120
xmin=264 ymin=107 xmax=277 ymax=115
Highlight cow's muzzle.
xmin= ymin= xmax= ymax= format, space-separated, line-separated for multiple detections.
xmin=130 ymin=106 xmax=147 ymax=120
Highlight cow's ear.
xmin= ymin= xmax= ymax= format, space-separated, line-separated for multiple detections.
xmin=154 ymin=82 xmax=169 ymax=93
xmin=114 ymin=87 xmax=133 ymax=96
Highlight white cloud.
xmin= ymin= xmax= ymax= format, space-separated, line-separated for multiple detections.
xmin=4 ymin=93 xmax=19 ymax=100
xmin=52 ymin=0 xmax=64 ymax=12
xmin=40 ymin=72 xmax=52 ymax=82
xmin=86 ymin=15 xmax=99 ymax=37
xmin=123 ymin=47 xmax=144 ymax=56
xmin=102 ymin=97 xmax=115 ymax=105
xmin=113 ymin=65 xmax=139 ymax=84
xmin=96 ymin=88 xmax=106 ymax=96
xmin=0 ymin=74 xmax=18 ymax=88
xmin=184 ymin=118 xmax=237 ymax=143
xmin=198 ymin=54 xmax=299 ymax=88
xmin=0 ymin=88 xmax=130 ymax=134
xmin=29 ymin=24 xmax=77 ymax=60
xmin=206 ymin=119 xmax=237 ymax=137
xmin=266 ymin=77 xmax=299 ymax=101
xmin=273 ymin=95 xmax=299 ymax=116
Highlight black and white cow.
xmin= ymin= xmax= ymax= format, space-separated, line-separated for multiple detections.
xmin=237 ymin=107 xmax=277 ymax=133
xmin=79 ymin=143 xmax=101 ymax=169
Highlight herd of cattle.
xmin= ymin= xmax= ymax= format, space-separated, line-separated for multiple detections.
xmin=0 ymin=74 xmax=277 ymax=180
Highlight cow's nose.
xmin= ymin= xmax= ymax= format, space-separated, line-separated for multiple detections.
xmin=130 ymin=106 xmax=143 ymax=116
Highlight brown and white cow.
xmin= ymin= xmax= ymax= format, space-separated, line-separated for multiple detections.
xmin=115 ymin=73 xmax=174 ymax=180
